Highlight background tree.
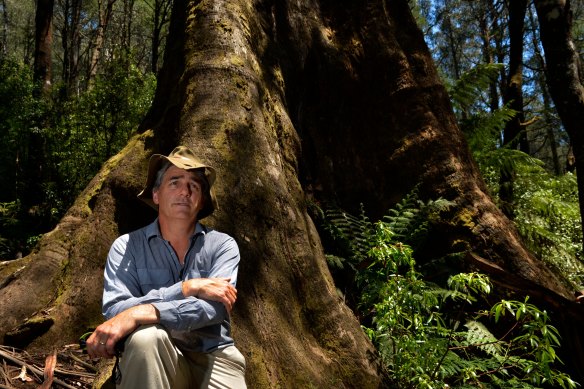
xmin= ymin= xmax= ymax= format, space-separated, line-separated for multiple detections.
xmin=533 ymin=0 xmax=584 ymax=248
xmin=88 ymin=0 xmax=117 ymax=88
xmin=1 ymin=0 xmax=7 ymax=56
xmin=147 ymin=0 xmax=171 ymax=73
xmin=0 ymin=0 xmax=159 ymax=260
xmin=33 ymin=0 xmax=54 ymax=96
xmin=57 ymin=0 xmax=82 ymax=97
xmin=499 ymin=0 xmax=528 ymax=219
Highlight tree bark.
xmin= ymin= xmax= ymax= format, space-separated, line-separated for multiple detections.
xmin=1 ymin=0 xmax=7 ymax=57
xmin=533 ymin=0 xmax=584 ymax=246
xmin=149 ymin=0 xmax=171 ymax=74
xmin=503 ymin=0 xmax=528 ymax=152
xmin=33 ymin=0 xmax=54 ymax=96
xmin=59 ymin=0 xmax=83 ymax=98
xmin=2 ymin=0 xmax=584 ymax=386
xmin=88 ymin=0 xmax=116 ymax=88
xmin=499 ymin=0 xmax=528 ymax=219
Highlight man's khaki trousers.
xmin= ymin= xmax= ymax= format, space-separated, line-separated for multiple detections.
xmin=116 ymin=324 xmax=247 ymax=388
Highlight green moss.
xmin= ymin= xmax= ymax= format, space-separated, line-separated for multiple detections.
xmin=71 ymin=131 xmax=153 ymax=217
xmin=453 ymin=208 xmax=477 ymax=229
xmin=244 ymin=345 xmax=274 ymax=388
xmin=4 ymin=315 xmax=55 ymax=347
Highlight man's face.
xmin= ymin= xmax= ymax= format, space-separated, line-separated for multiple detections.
xmin=153 ymin=165 xmax=205 ymax=223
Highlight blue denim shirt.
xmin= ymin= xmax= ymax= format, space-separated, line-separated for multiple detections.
xmin=102 ymin=219 xmax=240 ymax=352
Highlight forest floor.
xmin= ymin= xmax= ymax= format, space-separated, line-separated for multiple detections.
xmin=0 ymin=344 xmax=99 ymax=388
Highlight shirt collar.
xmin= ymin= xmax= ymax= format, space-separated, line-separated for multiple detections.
xmin=145 ymin=218 xmax=206 ymax=240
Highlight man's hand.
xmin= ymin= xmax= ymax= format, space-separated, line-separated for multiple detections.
xmin=182 ymin=277 xmax=237 ymax=312
xmin=86 ymin=304 xmax=159 ymax=359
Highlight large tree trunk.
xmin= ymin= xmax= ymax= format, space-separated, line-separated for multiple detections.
xmin=2 ymin=0 xmax=584 ymax=386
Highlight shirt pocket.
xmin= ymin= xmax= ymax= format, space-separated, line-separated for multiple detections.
xmin=137 ymin=268 xmax=173 ymax=293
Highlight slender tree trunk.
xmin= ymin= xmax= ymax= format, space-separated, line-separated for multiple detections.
xmin=533 ymin=0 xmax=584 ymax=248
xmin=1 ymin=0 xmax=7 ymax=57
xmin=503 ymin=0 xmax=528 ymax=152
xmin=499 ymin=0 xmax=528 ymax=219
xmin=478 ymin=0 xmax=499 ymax=112
xmin=121 ymin=0 xmax=134 ymax=69
xmin=150 ymin=0 xmax=171 ymax=74
xmin=528 ymin=5 xmax=562 ymax=175
xmin=88 ymin=0 xmax=116 ymax=88
xmin=33 ymin=0 xmax=54 ymax=96
xmin=23 ymin=14 xmax=35 ymax=65
xmin=60 ymin=0 xmax=82 ymax=97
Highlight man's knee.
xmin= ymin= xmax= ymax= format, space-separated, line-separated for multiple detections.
xmin=124 ymin=324 xmax=170 ymax=355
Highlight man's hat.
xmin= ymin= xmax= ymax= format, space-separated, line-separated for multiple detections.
xmin=137 ymin=146 xmax=217 ymax=219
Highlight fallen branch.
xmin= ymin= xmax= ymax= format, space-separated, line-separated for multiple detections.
xmin=59 ymin=351 xmax=98 ymax=373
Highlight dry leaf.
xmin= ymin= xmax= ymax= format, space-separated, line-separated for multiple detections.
xmin=13 ymin=365 xmax=33 ymax=382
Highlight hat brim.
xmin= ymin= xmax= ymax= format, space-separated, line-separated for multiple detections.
xmin=137 ymin=153 xmax=217 ymax=219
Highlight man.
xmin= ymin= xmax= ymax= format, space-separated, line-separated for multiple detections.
xmin=86 ymin=146 xmax=246 ymax=388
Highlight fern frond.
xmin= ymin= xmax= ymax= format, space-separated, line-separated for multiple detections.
xmin=448 ymin=63 xmax=505 ymax=112
xmin=382 ymin=187 xmax=454 ymax=246
xmin=464 ymin=320 xmax=503 ymax=357
xmin=478 ymin=148 xmax=544 ymax=181
xmin=324 ymin=204 xmax=372 ymax=262
xmin=464 ymin=104 xmax=517 ymax=153
xmin=325 ymin=254 xmax=352 ymax=270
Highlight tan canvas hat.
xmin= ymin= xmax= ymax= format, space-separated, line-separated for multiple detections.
xmin=137 ymin=146 xmax=217 ymax=219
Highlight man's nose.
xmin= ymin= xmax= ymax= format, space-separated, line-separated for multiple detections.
xmin=179 ymin=182 xmax=192 ymax=197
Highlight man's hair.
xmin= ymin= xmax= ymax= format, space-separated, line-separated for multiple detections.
xmin=152 ymin=161 xmax=211 ymax=214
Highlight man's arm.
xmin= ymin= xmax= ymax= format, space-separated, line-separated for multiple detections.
xmin=86 ymin=304 xmax=159 ymax=358
xmin=182 ymin=277 xmax=237 ymax=312
xmin=151 ymin=233 xmax=241 ymax=331
xmin=86 ymin=276 xmax=237 ymax=359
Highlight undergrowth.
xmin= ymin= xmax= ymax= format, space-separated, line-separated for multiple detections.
xmin=317 ymin=194 xmax=578 ymax=388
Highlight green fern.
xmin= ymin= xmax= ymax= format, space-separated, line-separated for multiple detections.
xmin=320 ymin=201 xmax=577 ymax=388
xmin=446 ymin=62 xmax=584 ymax=289
xmin=447 ymin=63 xmax=505 ymax=114
xmin=382 ymin=187 xmax=454 ymax=247
xmin=321 ymin=204 xmax=372 ymax=270
xmin=464 ymin=320 xmax=502 ymax=357
xmin=462 ymin=104 xmax=517 ymax=153
xmin=479 ymin=150 xmax=584 ymax=285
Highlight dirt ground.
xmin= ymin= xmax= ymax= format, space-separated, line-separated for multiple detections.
xmin=0 ymin=343 xmax=100 ymax=388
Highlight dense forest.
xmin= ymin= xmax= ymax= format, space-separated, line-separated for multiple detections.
xmin=0 ymin=0 xmax=167 ymax=259
xmin=1 ymin=0 xmax=584 ymax=388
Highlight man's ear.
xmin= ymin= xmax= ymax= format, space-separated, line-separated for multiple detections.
xmin=152 ymin=190 xmax=159 ymax=205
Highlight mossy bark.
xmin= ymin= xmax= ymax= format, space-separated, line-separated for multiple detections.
xmin=2 ymin=0 xmax=584 ymax=386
